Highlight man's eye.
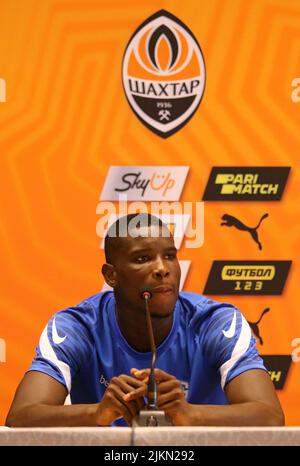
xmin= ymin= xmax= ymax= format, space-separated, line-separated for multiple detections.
xmin=136 ymin=255 xmax=150 ymax=263
xmin=165 ymin=253 xmax=176 ymax=259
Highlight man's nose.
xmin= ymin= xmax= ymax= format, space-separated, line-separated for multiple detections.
xmin=152 ymin=257 xmax=170 ymax=279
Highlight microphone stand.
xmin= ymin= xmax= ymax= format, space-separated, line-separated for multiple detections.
xmin=132 ymin=291 xmax=173 ymax=427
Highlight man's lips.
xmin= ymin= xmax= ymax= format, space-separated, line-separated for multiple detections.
xmin=152 ymin=285 xmax=175 ymax=294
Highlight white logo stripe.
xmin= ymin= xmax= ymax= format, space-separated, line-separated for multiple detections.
xmin=52 ymin=317 xmax=67 ymax=344
xmin=220 ymin=314 xmax=252 ymax=390
xmin=222 ymin=310 xmax=236 ymax=338
xmin=39 ymin=323 xmax=71 ymax=392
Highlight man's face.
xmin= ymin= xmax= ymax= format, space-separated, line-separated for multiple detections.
xmin=111 ymin=225 xmax=181 ymax=317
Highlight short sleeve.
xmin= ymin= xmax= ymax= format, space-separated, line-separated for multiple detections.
xmin=202 ymin=305 xmax=267 ymax=390
xmin=27 ymin=309 xmax=93 ymax=393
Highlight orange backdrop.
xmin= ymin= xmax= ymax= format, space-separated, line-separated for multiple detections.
xmin=0 ymin=0 xmax=299 ymax=425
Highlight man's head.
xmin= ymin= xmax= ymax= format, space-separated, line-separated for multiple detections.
xmin=102 ymin=213 xmax=181 ymax=317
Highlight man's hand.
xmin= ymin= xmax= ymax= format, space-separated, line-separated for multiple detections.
xmin=124 ymin=368 xmax=192 ymax=426
xmin=95 ymin=373 xmax=148 ymax=426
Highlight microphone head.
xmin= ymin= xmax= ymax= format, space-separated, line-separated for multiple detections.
xmin=140 ymin=286 xmax=153 ymax=300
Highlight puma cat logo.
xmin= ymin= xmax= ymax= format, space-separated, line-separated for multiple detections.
xmin=221 ymin=213 xmax=269 ymax=250
xmin=247 ymin=308 xmax=270 ymax=345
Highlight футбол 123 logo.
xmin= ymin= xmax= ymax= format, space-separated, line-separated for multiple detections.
xmin=122 ymin=10 xmax=205 ymax=138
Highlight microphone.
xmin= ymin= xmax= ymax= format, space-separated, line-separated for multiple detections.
xmin=132 ymin=286 xmax=173 ymax=427
xmin=140 ymin=288 xmax=158 ymax=410
xmin=141 ymin=290 xmax=152 ymax=301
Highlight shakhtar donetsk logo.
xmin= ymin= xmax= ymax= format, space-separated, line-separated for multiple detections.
xmin=122 ymin=10 xmax=206 ymax=138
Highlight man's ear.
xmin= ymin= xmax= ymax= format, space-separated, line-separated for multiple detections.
xmin=102 ymin=263 xmax=117 ymax=288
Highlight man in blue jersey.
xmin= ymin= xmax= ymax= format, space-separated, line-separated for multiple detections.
xmin=6 ymin=214 xmax=284 ymax=427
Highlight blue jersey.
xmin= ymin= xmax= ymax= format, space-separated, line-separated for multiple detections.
xmin=28 ymin=291 xmax=266 ymax=426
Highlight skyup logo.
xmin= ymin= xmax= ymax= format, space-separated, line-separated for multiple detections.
xmin=203 ymin=261 xmax=291 ymax=295
xmin=100 ymin=166 xmax=189 ymax=201
xmin=122 ymin=10 xmax=205 ymax=138
xmin=203 ymin=167 xmax=290 ymax=201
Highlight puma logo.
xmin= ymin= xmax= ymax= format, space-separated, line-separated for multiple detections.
xmin=247 ymin=308 xmax=270 ymax=345
xmin=221 ymin=213 xmax=269 ymax=250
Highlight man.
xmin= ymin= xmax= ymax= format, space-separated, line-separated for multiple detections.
xmin=6 ymin=214 xmax=284 ymax=427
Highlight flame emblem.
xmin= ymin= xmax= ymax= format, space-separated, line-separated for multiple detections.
xmin=122 ymin=10 xmax=205 ymax=138
xmin=149 ymin=25 xmax=179 ymax=72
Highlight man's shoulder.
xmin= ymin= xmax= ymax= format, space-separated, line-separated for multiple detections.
xmin=53 ymin=291 xmax=115 ymax=327
xmin=78 ymin=290 xmax=115 ymax=311
xmin=177 ymin=292 xmax=236 ymax=326
xmin=178 ymin=291 xmax=210 ymax=308
xmin=178 ymin=291 xmax=229 ymax=313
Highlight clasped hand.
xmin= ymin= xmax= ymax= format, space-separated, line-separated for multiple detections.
xmin=95 ymin=368 xmax=191 ymax=426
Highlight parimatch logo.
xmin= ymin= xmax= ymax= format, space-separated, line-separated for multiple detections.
xmin=122 ymin=10 xmax=205 ymax=138
xmin=261 ymin=355 xmax=292 ymax=390
xmin=203 ymin=261 xmax=291 ymax=295
xmin=203 ymin=167 xmax=290 ymax=201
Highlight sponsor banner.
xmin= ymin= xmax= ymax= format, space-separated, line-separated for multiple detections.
xmin=203 ymin=167 xmax=290 ymax=201
xmin=99 ymin=213 xmax=191 ymax=250
xmin=261 ymin=355 xmax=292 ymax=390
xmin=100 ymin=166 xmax=189 ymax=201
xmin=102 ymin=260 xmax=191 ymax=293
xmin=122 ymin=10 xmax=205 ymax=138
xmin=203 ymin=261 xmax=292 ymax=295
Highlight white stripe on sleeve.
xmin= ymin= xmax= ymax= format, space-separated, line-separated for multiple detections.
xmin=39 ymin=324 xmax=72 ymax=392
xmin=220 ymin=314 xmax=252 ymax=390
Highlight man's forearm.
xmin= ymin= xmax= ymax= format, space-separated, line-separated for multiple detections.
xmin=6 ymin=403 xmax=98 ymax=427
xmin=188 ymin=401 xmax=284 ymax=427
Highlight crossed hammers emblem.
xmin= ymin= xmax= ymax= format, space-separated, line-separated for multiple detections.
xmin=158 ymin=110 xmax=171 ymax=121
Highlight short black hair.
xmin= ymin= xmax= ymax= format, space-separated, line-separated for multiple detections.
xmin=104 ymin=213 xmax=168 ymax=264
